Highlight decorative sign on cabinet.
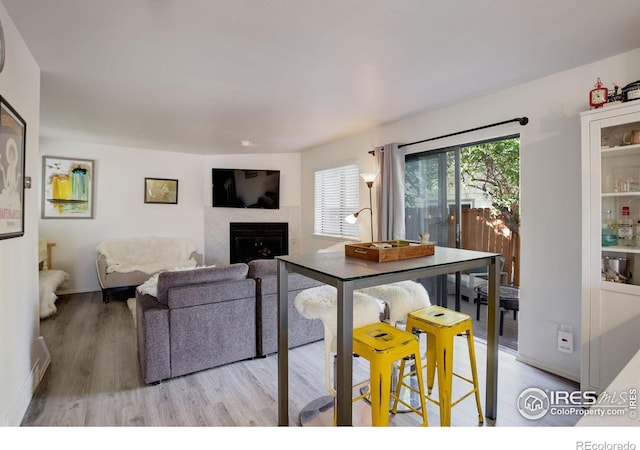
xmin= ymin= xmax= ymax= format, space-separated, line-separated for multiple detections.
xmin=581 ymin=101 xmax=640 ymax=393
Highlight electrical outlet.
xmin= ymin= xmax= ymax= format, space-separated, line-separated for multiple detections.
xmin=558 ymin=330 xmax=573 ymax=353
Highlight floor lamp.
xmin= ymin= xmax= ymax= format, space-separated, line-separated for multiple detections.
xmin=345 ymin=172 xmax=377 ymax=242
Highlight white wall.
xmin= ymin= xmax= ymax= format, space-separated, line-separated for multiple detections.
xmin=0 ymin=3 xmax=41 ymax=426
xmin=300 ymin=47 xmax=640 ymax=381
xmin=36 ymin=144 xmax=303 ymax=292
xmin=38 ymin=139 xmax=206 ymax=293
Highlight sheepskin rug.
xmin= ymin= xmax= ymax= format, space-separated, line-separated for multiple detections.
xmin=358 ymin=281 xmax=431 ymax=325
xmin=39 ymin=269 xmax=70 ymax=319
xmin=294 ymin=285 xmax=384 ymax=344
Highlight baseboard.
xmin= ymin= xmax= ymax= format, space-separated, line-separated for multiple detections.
xmin=516 ymin=353 xmax=580 ymax=384
xmin=3 ymin=337 xmax=51 ymax=426
xmin=57 ymin=287 xmax=99 ymax=295
xmin=33 ymin=336 xmax=51 ymax=390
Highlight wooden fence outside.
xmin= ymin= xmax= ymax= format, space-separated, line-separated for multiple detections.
xmin=448 ymin=207 xmax=520 ymax=286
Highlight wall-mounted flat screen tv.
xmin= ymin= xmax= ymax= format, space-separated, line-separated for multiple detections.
xmin=212 ymin=169 xmax=280 ymax=209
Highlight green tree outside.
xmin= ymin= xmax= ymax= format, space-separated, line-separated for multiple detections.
xmin=460 ymin=138 xmax=520 ymax=236
xmin=404 ymin=138 xmax=520 ymax=237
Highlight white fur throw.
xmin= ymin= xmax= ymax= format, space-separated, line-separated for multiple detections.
xmin=294 ymin=285 xmax=384 ymax=345
xmin=39 ymin=269 xmax=70 ymax=319
xmin=136 ymin=265 xmax=216 ymax=297
xmin=97 ymin=237 xmax=197 ymax=274
xmin=358 ymin=281 xmax=431 ymax=325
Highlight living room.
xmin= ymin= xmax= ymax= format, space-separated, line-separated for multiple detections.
xmin=2 ymin=0 xmax=640 ymax=444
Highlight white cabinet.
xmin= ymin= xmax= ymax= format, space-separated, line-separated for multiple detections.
xmin=581 ymin=101 xmax=640 ymax=393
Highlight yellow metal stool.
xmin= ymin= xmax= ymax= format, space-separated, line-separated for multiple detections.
xmin=352 ymin=322 xmax=428 ymax=426
xmin=404 ymin=305 xmax=483 ymax=426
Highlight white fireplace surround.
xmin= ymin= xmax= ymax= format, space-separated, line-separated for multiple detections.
xmin=204 ymin=206 xmax=301 ymax=266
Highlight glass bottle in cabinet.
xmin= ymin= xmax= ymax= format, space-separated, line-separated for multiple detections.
xmin=602 ymin=209 xmax=617 ymax=246
xmin=617 ymin=205 xmax=634 ymax=245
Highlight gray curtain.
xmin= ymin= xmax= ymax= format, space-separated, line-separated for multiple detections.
xmin=375 ymin=143 xmax=406 ymax=240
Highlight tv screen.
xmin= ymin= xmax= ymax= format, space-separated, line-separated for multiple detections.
xmin=212 ymin=169 xmax=280 ymax=209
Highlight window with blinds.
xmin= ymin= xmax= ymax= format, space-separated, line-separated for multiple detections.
xmin=314 ymin=164 xmax=359 ymax=238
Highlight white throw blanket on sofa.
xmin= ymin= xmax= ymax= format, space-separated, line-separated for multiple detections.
xmin=136 ymin=265 xmax=215 ymax=298
xmin=97 ymin=237 xmax=197 ymax=274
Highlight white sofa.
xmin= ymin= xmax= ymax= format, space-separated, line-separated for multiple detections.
xmin=96 ymin=236 xmax=203 ymax=302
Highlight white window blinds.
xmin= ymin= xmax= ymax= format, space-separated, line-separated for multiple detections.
xmin=314 ymin=164 xmax=359 ymax=238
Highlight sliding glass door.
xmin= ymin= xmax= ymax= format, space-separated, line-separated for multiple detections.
xmin=405 ymin=147 xmax=460 ymax=246
xmin=404 ymin=135 xmax=521 ymax=326
xmin=405 ymin=147 xmax=461 ymax=307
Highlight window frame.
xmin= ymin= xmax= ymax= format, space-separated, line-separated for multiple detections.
xmin=313 ymin=163 xmax=360 ymax=239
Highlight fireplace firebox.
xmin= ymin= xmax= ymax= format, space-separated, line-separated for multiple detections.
xmin=229 ymin=222 xmax=289 ymax=264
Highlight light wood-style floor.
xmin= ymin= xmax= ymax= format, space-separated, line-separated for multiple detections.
xmin=22 ymin=290 xmax=582 ymax=429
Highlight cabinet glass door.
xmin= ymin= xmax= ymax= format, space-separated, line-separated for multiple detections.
xmin=597 ymin=113 xmax=640 ymax=288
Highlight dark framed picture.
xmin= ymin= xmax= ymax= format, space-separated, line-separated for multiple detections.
xmin=0 ymin=96 xmax=27 ymax=239
xmin=42 ymin=156 xmax=94 ymax=219
xmin=144 ymin=178 xmax=178 ymax=204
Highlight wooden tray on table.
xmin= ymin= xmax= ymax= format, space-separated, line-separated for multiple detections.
xmin=344 ymin=240 xmax=435 ymax=263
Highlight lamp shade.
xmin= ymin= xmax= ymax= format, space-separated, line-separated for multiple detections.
xmin=344 ymin=214 xmax=358 ymax=224
xmin=360 ymin=172 xmax=378 ymax=184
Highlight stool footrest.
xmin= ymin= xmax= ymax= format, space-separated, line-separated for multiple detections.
xmin=423 ymin=387 xmax=477 ymax=408
xmin=391 ymin=360 xmax=428 ymax=426
xmin=392 ymin=391 xmax=424 ymax=417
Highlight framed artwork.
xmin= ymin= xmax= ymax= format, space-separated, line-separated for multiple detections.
xmin=0 ymin=96 xmax=27 ymax=239
xmin=144 ymin=178 xmax=178 ymax=204
xmin=42 ymin=156 xmax=94 ymax=219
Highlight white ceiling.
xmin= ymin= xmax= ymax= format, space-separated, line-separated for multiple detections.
xmin=4 ymin=0 xmax=640 ymax=155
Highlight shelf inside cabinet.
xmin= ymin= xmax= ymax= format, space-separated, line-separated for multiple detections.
xmin=600 ymin=280 xmax=640 ymax=295
xmin=601 ymin=144 xmax=640 ymax=157
xmin=602 ymin=192 xmax=640 ymax=197
xmin=601 ymin=245 xmax=640 ymax=254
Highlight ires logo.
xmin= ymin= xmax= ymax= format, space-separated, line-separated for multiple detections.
xmin=548 ymin=390 xmax=598 ymax=406
xmin=517 ymin=388 xmax=635 ymax=420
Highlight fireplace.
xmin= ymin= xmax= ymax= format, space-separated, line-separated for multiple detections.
xmin=229 ymin=222 xmax=289 ymax=264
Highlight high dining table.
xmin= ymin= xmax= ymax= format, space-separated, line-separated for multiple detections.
xmin=276 ymin=246 xmax=502 ymax=426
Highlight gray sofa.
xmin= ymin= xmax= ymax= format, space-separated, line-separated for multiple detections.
xmin=135 ymin=260 xmax=325 ymax=384
xmin=247 ymin=259 xmax=324 ymax=357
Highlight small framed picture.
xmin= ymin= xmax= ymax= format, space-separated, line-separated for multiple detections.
xmin=144 ymin=178 xmax=178 ymax=204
